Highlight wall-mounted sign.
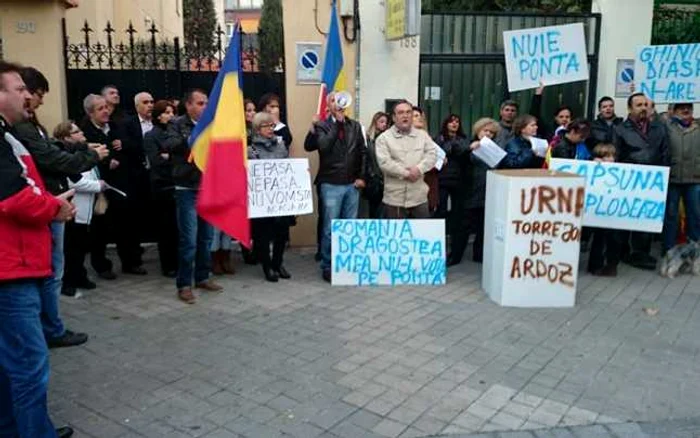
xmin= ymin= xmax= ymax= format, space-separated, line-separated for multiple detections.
xmin=385 ymin=0 xmax=420 ymax=41
xmin=295 ymin=42 xmax=323 ymax=85
xmin=615 ymin=59 xmax=634 ymax=98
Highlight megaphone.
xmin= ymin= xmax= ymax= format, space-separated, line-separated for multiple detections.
xmin=334 ymin=91 xmax=353 ymax=110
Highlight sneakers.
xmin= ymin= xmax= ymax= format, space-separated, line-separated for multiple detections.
xmin=178 ymin=288 xmax=196 ymax=304
xmin=195 ymin=280 xmax=223 ymax=292
xmin=61 ymin=287 xmax=83 ymax=299
xmin=47 ymin=330 xmax=88 ymax=349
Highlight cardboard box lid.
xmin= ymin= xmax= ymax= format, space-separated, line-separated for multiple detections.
xmin=492 ymin=169 xmax=581 ymax=178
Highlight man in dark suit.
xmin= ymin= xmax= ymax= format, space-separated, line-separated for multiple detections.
xmin=81 ymin=93 xmax=147 ymax=277
xmin=122 ymin=92 xmax=154 ymax=247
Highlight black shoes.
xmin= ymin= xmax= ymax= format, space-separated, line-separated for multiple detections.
xmin=97 ymin=270 xmax=117 ymax=280
xmin=626 ymin=253 xmax=657 ymax=271
xmin=162 ymin=270 xmax=177 ymax=278
xmin=48 ymin=330 xmax=88 ymax=349
xmin=57 ymin=426 xmax=74 ymax=438
xmin=263 ymin=266 xmax=279 ymax=282
xmin=446 ymin=257 xmax=461 ymax=267
xmin=276 ymin=266 xmax=291 ymax=279
xmin=122 ymin=266 xmax=148 ymax=275
xmin=322 ymin=270 xmax=331 ymax=283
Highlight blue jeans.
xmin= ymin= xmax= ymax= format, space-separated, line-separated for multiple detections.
xmin=41 ymin=221 xmax=65 ymax=340
xmin=320 ymin=183 xmax=360 ymax=272
xmin=210 ymin=228 xmax=233 ymax=252
xmin=0 ymin=280 xmax=56 ymax=438
xmin=663 ymin=183 xmax=700 ymax=251
xmin=175 ymin=190 xmax=214 ymax=289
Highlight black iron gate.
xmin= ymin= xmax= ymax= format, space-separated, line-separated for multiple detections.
xmin=419 ymin=11 xmax=601 ymax=134
xmin=62 ymin=19 xmax=285 ymax=120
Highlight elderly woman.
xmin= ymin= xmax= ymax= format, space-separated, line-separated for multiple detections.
xmin=249 ymin=112 xmax=292 ymax=282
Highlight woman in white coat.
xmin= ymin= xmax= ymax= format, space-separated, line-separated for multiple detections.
xmin=53 ymin=121 xmax=106 ymax=297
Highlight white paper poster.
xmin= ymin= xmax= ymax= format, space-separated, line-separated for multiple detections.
xmin=635 ymin=43 xmax=700 ymax=103
xmin=549 ymin=158 xmax=669 ymax=232
xmin=331 ymin=219 xmax=446 ymax=286
xmin=503 ymin=23 xmax=589 ymax=92
xmin=247 ymin=159 xmax=314 ymax=218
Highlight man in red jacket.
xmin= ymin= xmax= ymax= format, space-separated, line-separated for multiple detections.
xmin=0 ymin=61 xmax=76 ymax=438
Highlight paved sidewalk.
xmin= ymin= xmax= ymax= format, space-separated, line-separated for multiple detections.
xmin=50 ymin=247 xmax=700 ymax=437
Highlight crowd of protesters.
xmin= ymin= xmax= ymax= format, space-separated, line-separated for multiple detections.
xmin=1 ymin=56 xmax=699 ymax=436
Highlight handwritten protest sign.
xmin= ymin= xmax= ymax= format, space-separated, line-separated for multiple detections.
xmin=331 ymin=219 xmax=446 ymax=286
xmin=635 ymin=43 xmax=700 ymax=103
xmin=247 ymin=158 xmax=313 ymax=218
xmin=483 ymin=170 xmax=584 ymax=307
xmin=549 ymin=158 xmax=669 ymax=232
xmin=503 ymin=23 xmax=589 ymax=92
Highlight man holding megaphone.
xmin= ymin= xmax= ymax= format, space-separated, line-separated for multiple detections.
xmin=304 ymin=91 xmax=366 ymax=283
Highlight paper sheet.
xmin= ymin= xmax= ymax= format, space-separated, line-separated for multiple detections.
xmin=530 ymin=137 xmax=549 ymax=158
xmin=434 ymin=142 xmax=446 ymax=171
xmin=474 ymin=137 xmax=507 ymax=168
xmin=105 ymin=183 xmax=127 ymax=198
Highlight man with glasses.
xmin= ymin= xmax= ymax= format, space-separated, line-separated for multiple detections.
xmin=304 ymin=92 xmax=366 ymax=283
xmin=0 ymin=60 xmax=79 ymax=438
xmin=375 ymin=99 xmax=437 ymax=219
xmin=14 ymin=67 xmax=108 ymax=349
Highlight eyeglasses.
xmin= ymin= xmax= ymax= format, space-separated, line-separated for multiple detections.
xmin=260 ymin=123 xmax=275 ymax=129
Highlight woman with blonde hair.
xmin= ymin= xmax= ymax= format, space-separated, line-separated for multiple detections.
xmin=53 ymin=120 xmax=107 ymax=296
xmin=249 ymin=112 xmax=293 ymax=282
xmin=448 ymin=117 xmax=500 ymax=266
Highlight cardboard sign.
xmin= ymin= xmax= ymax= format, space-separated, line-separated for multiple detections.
xmin=331 ymin=219 xmax=446 ymax=286
xmin=636 ymin=43 xmax=700 ymax=103
xmin=549 ymin=159 xmax=669 ymax=232
xmin=503 ymin=23 xmax=589 ymax=92
xmin=483 ymin=170 xmax=585 ymax=308
xmin=247 ymin=158 xmax=313 ymax=218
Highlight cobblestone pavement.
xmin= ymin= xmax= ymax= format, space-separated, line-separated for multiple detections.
xmin=50 ymin=246 xmax=700 ymax=438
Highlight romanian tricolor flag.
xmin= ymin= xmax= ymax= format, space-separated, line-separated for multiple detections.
xmin=317 ymin=0 xmax=347 ymax=118
xmin=190 ymin=23 xmax=250 ymax=248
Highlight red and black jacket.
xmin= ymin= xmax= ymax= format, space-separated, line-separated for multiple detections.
xmin=0 ymin=117 xmax=60 ymax=281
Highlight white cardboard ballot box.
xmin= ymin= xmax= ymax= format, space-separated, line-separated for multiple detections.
xmin=483 ymin=169 xmax=585 ymax=308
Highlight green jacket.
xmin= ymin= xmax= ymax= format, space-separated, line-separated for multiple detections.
xmin=667 ymin=119 xmax=700 ymax=184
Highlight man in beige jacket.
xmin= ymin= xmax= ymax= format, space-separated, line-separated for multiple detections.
xmin=375 ymin=100 xmax=437 ymax=219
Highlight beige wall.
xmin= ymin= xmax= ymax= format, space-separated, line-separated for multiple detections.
xmin=282 ymin=0 xmax=358 ymax=247
xmin=0 ymin=0 xmax=70 ymax=131
xmin=65 ymin=0 xmax=184 ymax=45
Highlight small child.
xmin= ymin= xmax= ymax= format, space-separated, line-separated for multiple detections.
xmin=588 ymin=143 xmax=620 ymax=276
